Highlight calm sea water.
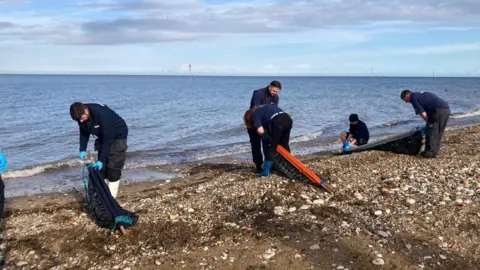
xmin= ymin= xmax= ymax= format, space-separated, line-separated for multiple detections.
xmin=1 ymin=75 xmax=479 ymax=197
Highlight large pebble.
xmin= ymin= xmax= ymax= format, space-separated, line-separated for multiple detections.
xmin=372 ymin=258 xmax=384 ymax=265
xmin=274 ymin=206 xmax=285 ymax=216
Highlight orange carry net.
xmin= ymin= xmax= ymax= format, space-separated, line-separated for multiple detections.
xmin=275 ymin=145 xmax=332 ymax=193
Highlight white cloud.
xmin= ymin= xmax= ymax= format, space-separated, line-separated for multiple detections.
xmin=0 ymin=0 xmax=479 ymax=45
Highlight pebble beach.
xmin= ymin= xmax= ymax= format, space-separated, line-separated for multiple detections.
xmin=1 ymin=124 xmax=479 ymax=270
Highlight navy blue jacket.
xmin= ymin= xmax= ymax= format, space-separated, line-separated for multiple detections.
xmin=349 ymin=120 xmax=369 ymax=142
xmin=78 ymin=103 xmax=128 ymax=163
xmin=410 ymin=92 xmax=449 ymax=116
xmin=252 ymin=104 xmax=284 ymax=132
xmin=250 ymin=87 xmax=279 ymax=109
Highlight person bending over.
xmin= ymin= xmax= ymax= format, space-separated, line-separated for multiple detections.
xmin=340 ymin=114 xmax=370 ymax=151
xmin=400 ymin=89 xmax=450 ymax=158
xmin=244 ymin=104 xmax=293 ymax=177
xmin=70 ymin=102 xmax=128 ymax=198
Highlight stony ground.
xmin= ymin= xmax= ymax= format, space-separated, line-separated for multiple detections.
xmin=1 ymin=125 xmax=479 ymax=270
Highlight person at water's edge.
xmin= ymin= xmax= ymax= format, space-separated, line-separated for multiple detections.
xmin=340 ymin=114 xmax=370 ymax=148
xmin=248 ymin=81 xmax=281 ymax=173
xmin=70 ymin=102 xmax=128 ymax=198
xmin=401 ymin=90 xmax=450 ymax=158
xmin=244 ymin=104 xmax=293 ymax=177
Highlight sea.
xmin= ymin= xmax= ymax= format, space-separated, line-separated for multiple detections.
xmin=1 ymin=75 xmax=479 ymax=198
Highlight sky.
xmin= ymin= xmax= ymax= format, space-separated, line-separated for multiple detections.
xmin=0 ymin=0 xmax=479 ymax=76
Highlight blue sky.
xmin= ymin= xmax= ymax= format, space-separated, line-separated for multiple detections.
xmin=0 ymin=0 xmax=479 ymax=76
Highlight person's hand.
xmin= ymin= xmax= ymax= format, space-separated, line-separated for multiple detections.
xmin=0 ymin=149 xmax=7 ymax=174
xmin=79 ymin=151 xmax=87 ymax=160
xmin=91 ymin=161 xmax=103 ymax=170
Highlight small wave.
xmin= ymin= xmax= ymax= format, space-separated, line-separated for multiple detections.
xmin=2 ymin=158 xmax=82 ymax=179
xmin=381 ymin=120 xmax=413 ymax=127
xmin=450 ymin=109 xmax=480 ymax=119
xmin=124 ymin=160 xmax=170 ymax=169
xmin=290 ymin=130 xmax=324 ymax=143
xmin=194 ymin=145 xmax=251 ymax=161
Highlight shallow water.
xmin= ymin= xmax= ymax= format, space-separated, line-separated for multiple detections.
xmin=1 ymin=75 xmax=479 ymax=197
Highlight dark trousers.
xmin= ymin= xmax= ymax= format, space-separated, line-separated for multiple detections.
xmin=0 ymin=175 xmax=4 ymax=219
xmin=247 ymin=128 xmax=268 ymax=166
xmin=267 ymin=113 xmax=293 ymax=160
xmin=96 ymin=139 xmax=128 ymax=182
xmin=425 ymin=108 xmax=450 ymax=157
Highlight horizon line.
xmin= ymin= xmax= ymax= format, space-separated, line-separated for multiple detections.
xmin=1 ymin=73 xmax=479 ymax=78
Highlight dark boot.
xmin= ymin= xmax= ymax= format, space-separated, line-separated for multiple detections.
xmin=255 ymin=163 xmax=263 ymax=174
xmin=257 ymin=160 xmax=273 ymax=177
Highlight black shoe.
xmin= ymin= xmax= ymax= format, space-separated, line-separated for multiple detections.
xmin=420 ymin=151 xmax=436 ymax=158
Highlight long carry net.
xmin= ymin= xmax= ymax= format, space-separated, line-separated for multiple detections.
xmin=272 ymin=145 xmax=332 ymax=193
xmin=368 ymin=129 xmax=424 ymax=155
xmin=82 ymin=165 xmax=139 ymax=231
xmin=340 ymin=128 xmax=424 ymax=156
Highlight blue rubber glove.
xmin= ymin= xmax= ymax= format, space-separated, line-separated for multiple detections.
xmin=91 ymin=161 xmax=103 ymax=170
xmin=0 ymin=149 xmax=7 ymax=174
xmin=342 ymin=141 xmax=351 ymax=152
xmin=79 ymin=151 xmax=87 ymax=160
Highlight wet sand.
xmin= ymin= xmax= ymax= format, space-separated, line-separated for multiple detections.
xmin=1 ymin=125 xmax=480 ymax=269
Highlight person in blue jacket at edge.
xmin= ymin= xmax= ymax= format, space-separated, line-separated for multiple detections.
xmin=400 ymin=89 xmax=450 ymax=158
xmin=340 ymin=114 xmax=370 ymax=152
xmin=0 ymin=149 xmax=7 ymax=222
xmin=244 ymin=104 xmax=293 ymax=177
xmin=70 ymin=102 xmax=128 ymax=199
xmin=247 ymin=81 xmax=281 ymax=173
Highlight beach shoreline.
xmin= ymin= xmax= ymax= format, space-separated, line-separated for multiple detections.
xmin=1 ymin=124 xmax=480 ymax=269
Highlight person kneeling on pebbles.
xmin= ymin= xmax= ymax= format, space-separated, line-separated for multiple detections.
xmin=70 ymin=102 xmax=128 ymax=198
xmin=340 ymin=114 xmax=370 ymax=152
xmin=244 ymin=104 xmax=293 ymax=177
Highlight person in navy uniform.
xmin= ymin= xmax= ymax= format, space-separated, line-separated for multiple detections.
xmin=70 ymin=102 xmax=128 ymax=198
xmin=340 ymin=114 xmax=370 ymax=150
xmin=247 ymin=81 xmax=281 ymax=173
xmin=400 ymin=89 xmax=450 ymax=158
xmin=244 ymin=104 xmax=293 ymax=177
xmin=0 ymin=149 xmax=7 ymax=221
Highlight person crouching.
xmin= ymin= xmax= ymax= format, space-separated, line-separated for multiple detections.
xmin=244 ymin=104 xmax=293 ymax=177
xmin=340 ymin=114 xmax=369 ymax=151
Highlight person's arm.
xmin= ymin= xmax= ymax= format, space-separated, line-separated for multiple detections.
xmin=250 ymin=91 xmax=262 ymax=108
xmin=411 ymin=97 xmax=428 ymax=122
xmin=79 ymin=127 xmax=90 ymax=152
xmin=252 ymin=112 xmax=265 ymax=136
xmin=97 ymin=117 xmax=115 ymax=164
xmin=275 ymin=95 xmax=279 ymax=106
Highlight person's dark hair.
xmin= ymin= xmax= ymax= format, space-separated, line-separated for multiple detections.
xmin=70 ymin=102 xmax=87 ymax=121
xmin=349 ymin=114 xmax=359 ymax=122
xmin=400 ymin=89 xmax=412 ymax=99
xmin=269 ymin=80 xmax=282 ymax=89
